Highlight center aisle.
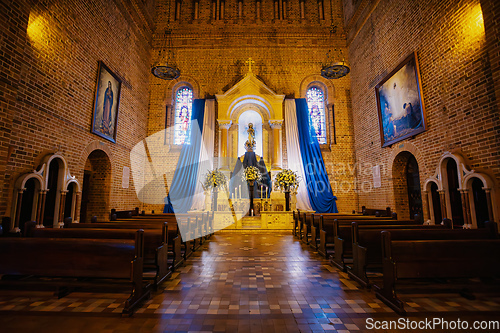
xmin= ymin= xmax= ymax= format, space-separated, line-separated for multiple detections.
xmin=145 ymin=232 xmax=387 ymax=332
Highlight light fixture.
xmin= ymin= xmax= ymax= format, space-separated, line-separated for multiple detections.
xmin=321 ymin=2 xmax=350 ymax=80
xmin=321 ymin=48 xmax=350 ymax=80
xmin=151 ymin=0 xmax=180 ymax=80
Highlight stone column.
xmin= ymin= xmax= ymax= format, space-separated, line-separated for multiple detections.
xmin=484 ymin=188 xmax=494 ymax=222
xmin=269 ymin=120 xmax=283 ymax=170
xmin=218 ymin=120 xmax=231 ymax=170
xmin=13 ymin=190 xmax=23 ymax=233
xmin=39 ymin=189 xmax=47 ymax=227
xmin=74 ymin=191 xmax=81 ymax=223
xmin=421 ymin=190 xmax=430 ymax=222
xmin=460 ymin=189 xmax=471 ymax=227
xmin=36 ymin=190 xmax=47 ymax=228
xmin=438 ymin=190 xmax=447 ymax=220
xmin=58 ymin=190 xmax=68 ymax=228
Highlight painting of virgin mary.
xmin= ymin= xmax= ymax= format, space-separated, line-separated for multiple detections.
xmin=91 ymin=61 xmax=122 ymax=143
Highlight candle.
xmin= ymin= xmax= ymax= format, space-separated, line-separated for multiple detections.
xmin=235 ymin=187 xmax=237 ymax=199
xmin=239 ymin=185 xmax=241 ymax=199
xmin=261 ymin=185 xmax=263 ymax=199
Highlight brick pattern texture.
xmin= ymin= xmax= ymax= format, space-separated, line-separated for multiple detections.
xmin=347 ymin=0 xmax=500 ymax=216
xmin=0 ymin=0 xmax=154 ymax=219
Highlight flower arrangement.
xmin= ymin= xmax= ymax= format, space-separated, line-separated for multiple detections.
xmin=202 ymin=169 xmax=227 ymax=191
xmin=242 ymin=166 xmax=262 ymax=183
xmin=274 ymin=169 xmax=300 ymax=192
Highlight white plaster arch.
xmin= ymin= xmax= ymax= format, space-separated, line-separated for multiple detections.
xmin=41 ymin=153 xmax=80 ymax=193
xmin=463 ymin=172 xmax=498 ymax=227
xmin=424 ymin=151 xmax=498 ymax=227
xmin=228 ymin=96 xmax=272 ymax=122
xmin=463 ymin=172 xmax=494 ymax=189
xmin=10 ymin=152 xmax=81 ymax=231
xmin=14 ymin=167 xmax=45 ymax=191
xmin=435 ymin=152 xmax=468 ymax=191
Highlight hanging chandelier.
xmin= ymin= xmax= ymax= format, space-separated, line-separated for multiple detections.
xmin=321 ymin=4 xmax=350 ymax=80
xmin=151 ymin=0 xmax=180 ymax=80
xmin=151 ymin=31 xmax=180 ymax=80
xmin=321 ymin=49 xmax=350 ymax=80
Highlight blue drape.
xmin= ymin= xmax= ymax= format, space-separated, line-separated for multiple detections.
xmin=295 ymin=99 xmax=338 ymax=213
xmin=164 ymin=99 xmax=205 ymax=213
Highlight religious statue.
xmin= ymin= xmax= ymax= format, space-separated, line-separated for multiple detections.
xmin=244 ymin=123 xmax=256 ymax=152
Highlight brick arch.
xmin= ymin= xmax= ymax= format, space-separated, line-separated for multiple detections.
xmin=81 ymin=141 xmax=114 ymax=168
xmin=80 ymin=148 xmax=112 ymax=223
xmin=299 ymin=74 xmax=336 ymax=104
xmin=387 ymin=142 xmax=425 ymax=176
xmin=163 ymin=76 xmax=201 ymax=106
xmin=388 ymin=143 xmax=424 ymax=220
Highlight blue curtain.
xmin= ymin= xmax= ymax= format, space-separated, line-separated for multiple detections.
xmin=164 ymin=99 xmax=205 ymax=213
xmin=295 ymin=99 xmax=338 ymax=213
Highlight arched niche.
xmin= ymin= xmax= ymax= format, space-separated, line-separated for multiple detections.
xmin=237 ymin=110 xmax=263 ymax=157
xmin=463 ymin=172 xmax=497 ymax=228
xmin=423 ymin=179 xmax=442 ymax=224
xmin=80 ymin=148 xmax=112 ymax=223
xmin=391 ymin=151 xmax=423 ymax=220
xmin=10 ymin=153 xmax=80 ymax=232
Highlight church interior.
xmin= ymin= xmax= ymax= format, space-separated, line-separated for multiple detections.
xmin=1 ymin=0 xmax=500 ymax=331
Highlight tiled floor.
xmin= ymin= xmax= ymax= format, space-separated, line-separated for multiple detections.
xmin=0 ymin=232 xmax=499 ymax=332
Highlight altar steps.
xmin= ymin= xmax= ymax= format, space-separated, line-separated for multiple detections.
xmin=240 ymin=216 xmax=262 ymax=229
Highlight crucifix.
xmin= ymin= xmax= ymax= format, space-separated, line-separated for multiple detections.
xmin=245 ymin=58 xmax=255 ymax=73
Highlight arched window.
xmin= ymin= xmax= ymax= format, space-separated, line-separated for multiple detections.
xmin=174 ymin=86 xmax=193 ymax=145
xmin=306 ymin=86 xmax=327 ymax=144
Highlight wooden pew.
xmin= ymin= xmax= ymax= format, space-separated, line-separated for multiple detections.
xmin=113 ymin=213 xmax=204 ymax=258
xmin=292 ymin=210 xmax=299 ymax=237
xmin=302 ymin=212 xmax=369 ymax=245
xmin=25 ymin=222 xmax=171 ymax=289
xmin=362 ymin=206 xmax=392 ymax=217
xmin=0 ymin=229 xmax=150 ymax=316
xmin=65 ymin=220 xmax=184 ymax=270
xmin=348 ymin=221 xmax=498 ymax=288
xmin=331 ymin=219 xmax=449 ymax=272
xmin=309 ymin=214 xmax=323 ymax=249
xmin=110 ymin=207 xmax=139 ymax=220
xmin=317 ymin=215 xmax=399 ymax=258
xmin=375 ymin=231 xmax=500 ymax=315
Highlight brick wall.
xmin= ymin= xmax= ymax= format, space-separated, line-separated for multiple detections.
xmin=346 ymin=0 xmax=500 ymax=216
xmin=0 ymin=0 xmax=154 ymax=219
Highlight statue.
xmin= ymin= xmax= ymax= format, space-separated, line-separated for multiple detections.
xmin=244 ymin=123 xmax=256 ymax=152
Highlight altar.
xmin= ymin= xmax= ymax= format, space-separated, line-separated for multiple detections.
xmin=199 ymin=60 xmax=295 ymax=231
xmin=207 ymin=197 xmax=295 ymax=230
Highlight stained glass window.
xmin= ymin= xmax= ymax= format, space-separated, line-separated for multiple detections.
xmin=174 ymin=87 xmax=193 ymax=145
xmin=306 ymin=86 xmax=327 ymax=144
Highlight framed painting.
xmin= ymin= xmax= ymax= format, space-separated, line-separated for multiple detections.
xmin=375 ymin=52 xmax=426 ymax=147
xmin=91 ymin=61 xmax=122 ymax=143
